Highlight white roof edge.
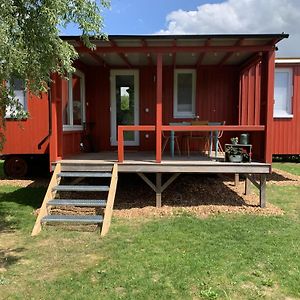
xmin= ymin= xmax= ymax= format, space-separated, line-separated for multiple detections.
xmin=275 ymin=58 xmax=300 ymax=64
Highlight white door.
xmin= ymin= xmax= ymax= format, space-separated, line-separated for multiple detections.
xmin=110 ymin=70 xmax=139 ymax=146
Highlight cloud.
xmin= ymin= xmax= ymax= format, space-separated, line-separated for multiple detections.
xmin=158 ymin=0 xmax=300 ymax=57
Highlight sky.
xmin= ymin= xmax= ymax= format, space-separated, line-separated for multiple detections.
xmin=61 ymin=0 xmax=300 ymax=57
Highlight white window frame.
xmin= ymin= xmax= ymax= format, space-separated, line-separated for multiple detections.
xmin=63 ymin=70 xmax=86 ymax=131
xmin=274 ymin=68 xmax=293 ymax=119
xmin=5 ymin=79 xmax=27 ymax=119
xmin=173 ymin=69 xmax=196 ymax=118
xmin=110 ymin=69 xmax=140 ymax=146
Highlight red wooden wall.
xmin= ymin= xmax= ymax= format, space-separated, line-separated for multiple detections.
xmin=270 ymin=64 xmax=300 ymax=155
xmin=1 ymin=92 xmax=49 ymax=155
xmin=239 ymin=62 xmax=300 ymax=156
xmin=239 ymin=64 xmax=261 ymax=126
xmin=238 ymin=63 xmax=265 ymax=161
xmin=81 ymin=65 xmax=241 ymax=153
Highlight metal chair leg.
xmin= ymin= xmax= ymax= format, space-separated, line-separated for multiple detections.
xmin=162 ymin=137 xmax=169 ymax=153
xmin=175 ymin=137 xmax=181 ymax=155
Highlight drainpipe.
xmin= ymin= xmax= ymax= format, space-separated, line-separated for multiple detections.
xmin=38 ymin=86 xmax=52 ymax=149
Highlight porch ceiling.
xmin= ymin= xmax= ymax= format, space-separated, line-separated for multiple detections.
xmin=63 ymin=33 xmax=288 ymax=68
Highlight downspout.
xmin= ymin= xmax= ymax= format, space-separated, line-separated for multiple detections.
xmin=38 ymin=86 xmax=52 ymax=149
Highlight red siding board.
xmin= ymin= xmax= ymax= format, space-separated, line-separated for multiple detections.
xmin=1 ymin=93 xmax=49 ymax=155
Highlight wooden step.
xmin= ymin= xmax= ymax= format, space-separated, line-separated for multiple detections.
xmin=60 ymin=163 xmax=113 ymax=172
xmin=52 ymin=185 xmax=110 ymax=192
xmin=58 ymin=172 xmax=112 ymax=178
xmin=47 ymin=199 xmax=106 ymax=207
xmin=42 ymin=215 xmax=103 ymax=224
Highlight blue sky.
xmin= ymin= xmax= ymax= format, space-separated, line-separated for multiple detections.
xmin=101 ymin=0 xmax=222 ymax=35
xmin=61 ymin=0 xmax=300 ymax=57
xmin=62 ymin=0 xmax=222 ymax=35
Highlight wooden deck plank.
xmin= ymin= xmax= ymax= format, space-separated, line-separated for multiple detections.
xmin=55 ymin=152 xmax=271 ymax=174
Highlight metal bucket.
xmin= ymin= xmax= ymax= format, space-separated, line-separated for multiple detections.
xmin=240 ymin=133 xmax=249 ymax=145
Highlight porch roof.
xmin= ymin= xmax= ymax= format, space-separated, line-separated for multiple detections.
xmin=62 ymin=33 xmax=288 ymax=67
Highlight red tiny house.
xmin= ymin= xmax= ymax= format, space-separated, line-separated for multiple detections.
xmin=1 ymin=34 xmax=290 ymax=178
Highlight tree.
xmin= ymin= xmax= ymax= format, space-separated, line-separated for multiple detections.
xmin=0 ymin=0 xmax=110 ymax=148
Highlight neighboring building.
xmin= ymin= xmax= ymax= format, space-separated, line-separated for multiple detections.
xmin=271 ymin=58 xmax=300 ymax=156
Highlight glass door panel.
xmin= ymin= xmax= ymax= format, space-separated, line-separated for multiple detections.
xmin=110 ymin=70 xmax=139 ymax=146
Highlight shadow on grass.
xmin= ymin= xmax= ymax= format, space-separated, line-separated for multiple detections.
xmin=266 ymin=171 xmax=296 ymax=182
xmin=0 ymin=185 xmax=45 ymax=233
xmin=113 ymin=173 xmax=254 ymax=209
xmin=0 ymin=247 xmax=26 ymax=271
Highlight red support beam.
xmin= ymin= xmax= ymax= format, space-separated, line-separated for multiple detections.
xmin=141 ymin=39 xmax=153 ymax=66
xmin=110 ymin=40 xmax=132 ymax=68
xmin=239 ymin=52 xmax=263 ymax=73
xmin=117 ymin=126 xmax=124 ymax=163
xmin=197 ymin=38 xmax=211 ymax=66
xmin=156 ymin=54 xmax=163 ymax=163
xmin=172 ymin=40 xmax=177 ymax=66
xmin=218 ymin=38 xmax=244 ymax=66
xmin=263 ymin=50 xmax=275 ymax=164
xmin=49 ymin=74 xmax=58 ymax=166
xmin=89 ymin=52 xmax=108 ymax=67
xmin=75 ymin=45 xmax=273 ymax=54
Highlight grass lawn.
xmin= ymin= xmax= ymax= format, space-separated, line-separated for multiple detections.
xmin=0 ymin=169 xmax=300 ymax=299
xmin=273 ymin=162 xmax=300 ymax=176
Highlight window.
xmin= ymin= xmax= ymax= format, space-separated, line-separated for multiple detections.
xmin=5 ymin=78 xmax=27 ymax=119
xmin=274 ymin=68 xmax=293 ymax=118
xmin=174 ymin=69 xmax=196 ymax=118
xmin=63 ymin=70 xmax=85 ymax=131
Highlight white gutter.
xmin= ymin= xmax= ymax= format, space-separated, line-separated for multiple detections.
xmin=275 ymin=58 xmax=300 ymax=64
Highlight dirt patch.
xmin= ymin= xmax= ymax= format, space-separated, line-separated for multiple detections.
xmin=0 ymin=178 xmax=49 ymax=188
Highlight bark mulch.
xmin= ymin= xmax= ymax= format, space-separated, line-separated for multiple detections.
xmin=112 ymin=173 xmax=283 ymax=219
xmin=4 ymin=167 xmax=300 ymax=219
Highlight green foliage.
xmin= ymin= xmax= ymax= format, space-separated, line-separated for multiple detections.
xmin=225 ymin=145 xmax=243 ymax=156
xmin=121 ymin=95 xmax=130 ymax=111
xmin=0 ymin=0 xmax=110 ymax=149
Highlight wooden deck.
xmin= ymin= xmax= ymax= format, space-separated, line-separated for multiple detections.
xmin=59 ymin=151 xmax=271 ymax=174
xmin=55 ymin=151 xmax=269 ymax=208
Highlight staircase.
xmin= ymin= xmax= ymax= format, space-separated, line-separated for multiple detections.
xmin=31 ymin=162 xmax=118 ymax=236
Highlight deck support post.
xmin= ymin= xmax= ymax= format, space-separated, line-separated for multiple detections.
xmin=234 ymin=173 xmax=239 ymax=186
xmin=156 ymin=173 xmax=162 ymax=208
xmin=245 ymin=175 xmax=251 ymax=195
xmin=137 ymin=172 xmax=180 ymax=208
xmin=259 ymin=174 xmax=266 ymax=208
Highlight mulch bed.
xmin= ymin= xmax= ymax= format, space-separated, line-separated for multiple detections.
xmin=112 ymin=173 xmax=283 ymax=219
xmin=5 ymin=167 xmax=300 ymax=219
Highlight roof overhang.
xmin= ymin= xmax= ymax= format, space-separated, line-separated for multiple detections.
xmin=61 ymin=34 xmax=289 ymax=67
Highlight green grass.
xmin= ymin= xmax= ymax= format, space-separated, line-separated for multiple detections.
xmin=272 ymin=162 xmax=300 ymax=176
xmin=0 ymin=175 xmax=300 ymax=299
